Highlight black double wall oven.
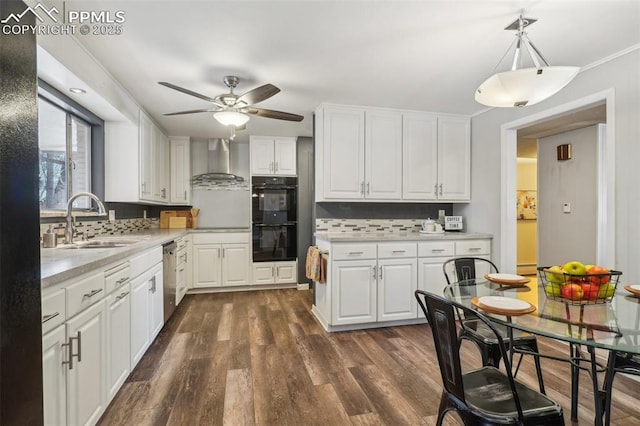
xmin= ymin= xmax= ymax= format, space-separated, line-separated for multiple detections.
xmin=252 ymin=176 xmax=297 ymax=262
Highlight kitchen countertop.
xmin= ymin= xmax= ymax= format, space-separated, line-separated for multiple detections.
xmin=314 ymin=231 xmax=493 ymax=242
xmin=41 ymin=227 xmax=251 ymax=288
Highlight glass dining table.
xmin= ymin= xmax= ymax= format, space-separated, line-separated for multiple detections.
xmin=444 ymin=278 xmax=640 ymax=426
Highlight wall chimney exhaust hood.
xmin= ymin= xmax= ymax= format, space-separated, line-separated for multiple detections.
xmin=191 ymin=139 xmax=245 ymax=185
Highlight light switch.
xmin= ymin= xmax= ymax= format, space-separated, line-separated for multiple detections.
xmin=563 ymin=203 xmax=571 ymax=213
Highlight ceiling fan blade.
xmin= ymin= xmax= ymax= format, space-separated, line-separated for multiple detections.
xmin=158 ymin=82 xmax=218 ymax=103
xmin=244 ymin=107 xmax=304 ymax=122
xmin=235 ymin=84 xmax=280 ymax=107
xmin=163 ymin=109 xmax=212 ymax=116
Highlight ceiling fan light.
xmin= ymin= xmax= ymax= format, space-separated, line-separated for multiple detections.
xmin=475 ymin=66 xmax=580 ymax=107
xmin=213 ymin=110 xmax=250 ymax=126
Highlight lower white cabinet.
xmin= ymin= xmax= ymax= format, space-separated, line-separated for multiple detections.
xmin=106 ymin=284 xmax=131 ymax=401
xmin=149 ymin=265 xmax=164 ymax=339
xmin=377 ymin=258 xmax=417 ymax=321
xmin=332 ymin=259 xmax=377 ymax=325
xmin=417 ymin=258 xmax=450 ymax=318
xmin=42 ymin=324 xmax=67 ymax=426
xmin=192 ymin=233 xmax=250 ymax=288
xmin=66 ymin=299 xmax=108 ymax=426
xmin=130 ymin=263 xmax=163 ymax=369
xmin=252 ymin=261 xmax=297 ymax=285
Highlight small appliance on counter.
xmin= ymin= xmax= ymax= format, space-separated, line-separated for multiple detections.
xmin=444 ymin=216 xmax=464 ymax=231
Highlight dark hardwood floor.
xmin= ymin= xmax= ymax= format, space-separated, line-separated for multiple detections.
xmin=98 ymin=289 xmax=640 ymax=425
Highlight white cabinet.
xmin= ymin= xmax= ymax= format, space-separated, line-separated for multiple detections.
xmin=315 ymin=103 xmax=471 ymax=202
xmin=365 ymin=110 xmax=403 ymax=199
xmin=105 ymin=109 xmax=170 ymax=204
xmin=250 ymin=136 xmax=297 ymax=176
xmin=192 ymin=233 xmax=250 ymax=288
xmin=377 ymin=258 xmax=417 ymax=321
xmin=332 ymin=259 xmax=377 ymax=325
xmin=66 ymin=299 xmax=107 ymax=426
xmin=252 ymin=260 xmax=297 ymax=285
xmin=149 ymin=265 xmax=164 ymax=339
xmin=42 ymin=324 xmax=67 ymax=426
xmin=130 ymin=273 xmax=150 ymax=368
xmin=106 ymin=284 xmax=130 ymax=402
xmin=176 ymin=236 xmax=190 ymax=305
xmin=170 ymin=137 xmax=191 ymax=205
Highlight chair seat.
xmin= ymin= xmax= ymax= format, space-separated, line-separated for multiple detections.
xmin=464 ymin=367 xmax=562 ymax=421
xmin=462 ymin=319 xmax=536 ymax=345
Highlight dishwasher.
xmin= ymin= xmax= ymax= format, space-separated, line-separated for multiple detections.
xmin=162 ymin=241 xmax=177 ymax=323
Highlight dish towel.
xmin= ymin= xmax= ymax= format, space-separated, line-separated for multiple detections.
xmin=305 ymin=246 xmax=326 ymax=283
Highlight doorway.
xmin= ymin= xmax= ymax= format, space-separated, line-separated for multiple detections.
xmin=500 ymin=89 xmax=616 ymax=272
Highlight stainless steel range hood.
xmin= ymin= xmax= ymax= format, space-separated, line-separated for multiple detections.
xmin=191 ymin=139 xmax=244 ymax=184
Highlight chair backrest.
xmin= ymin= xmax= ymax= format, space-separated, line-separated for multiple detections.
xmin=415 ymin=290 xmax=526 ymax=421
xmin=442 ymin=257 xmax=499 ymax=285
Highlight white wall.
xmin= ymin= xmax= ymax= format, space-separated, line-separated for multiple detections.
xmin=459 ymin=48 xmax=640 ymax=279
xmin=538 ymin=126 xmax=598 ymax=266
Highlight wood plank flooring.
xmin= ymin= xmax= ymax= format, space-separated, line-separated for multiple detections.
xmin=98 ymin=289 xmax=640 ymax=425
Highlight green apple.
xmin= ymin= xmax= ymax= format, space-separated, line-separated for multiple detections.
xmin=598 ymin=282 xmax=616 ymax=299
xmin=563 ymin=261 xmax=587 ymax=276
xmin=545 ymin=283 xmax=563 ymax=297
xmin=546 ymin=265 xmax=565 ymax=284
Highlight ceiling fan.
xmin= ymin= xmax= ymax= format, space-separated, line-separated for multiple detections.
xmin=159 ymin=76 xmax=304 ymax=128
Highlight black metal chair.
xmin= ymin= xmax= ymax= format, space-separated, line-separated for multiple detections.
xmin=415 ymin=290 xmax=565 ymax=426
xmin=603 ymin=352 xmax=640 ymax=424
xmin=442 ymin=257 xmax=546 ymax=393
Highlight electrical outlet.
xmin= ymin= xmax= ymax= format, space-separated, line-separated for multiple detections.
xmin=143 ymin=210 xmax=147 ymax=219
xmin=108 ymin=210 xmax=116 ymax=221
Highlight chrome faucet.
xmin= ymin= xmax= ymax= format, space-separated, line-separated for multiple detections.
xmin=65 ymin=192 xmax=108 ymax=244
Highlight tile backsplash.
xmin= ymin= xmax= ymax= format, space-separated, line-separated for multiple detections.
xmin=316 ymin=218 xmax=425 ymax=233
xmin=40 ymin=217 xmax=159 ymax=242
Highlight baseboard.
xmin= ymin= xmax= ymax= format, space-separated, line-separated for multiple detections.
xmin=297 ymin=283 xmax=309 ymax=290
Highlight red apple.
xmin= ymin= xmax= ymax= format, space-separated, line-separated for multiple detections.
xmin=587 ymin=266 xmax=611 ymax=285
xmin=561 ymin=283 xmax=584 ymax=301
xmin=580 ymin=283 xmax=600 ymax=300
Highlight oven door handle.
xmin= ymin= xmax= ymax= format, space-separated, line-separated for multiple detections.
xmin=252 ymin=185 xmax=297 ymax=190
xmin=253 ymin=223 xmax=297 ymax=227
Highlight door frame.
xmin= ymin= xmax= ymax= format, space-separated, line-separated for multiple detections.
xmin=500 ymin=89 xmax=616 ymax=271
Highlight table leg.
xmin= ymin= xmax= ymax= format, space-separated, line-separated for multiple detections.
xmin=603 ymin=352 xmax=617 ymax=426
xmin=570 ymin=343 xmax=580 ymax=421
xmin=588 ymin=346 xmax=605 ymax=426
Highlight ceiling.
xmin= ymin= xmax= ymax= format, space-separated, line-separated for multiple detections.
xmin=48 ymin=1 xmax=640 ymax=142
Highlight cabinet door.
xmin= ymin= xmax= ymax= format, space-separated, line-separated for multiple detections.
xmin=222 ymin=243 xmax=250 ymax=286
xmin=42 ymin=325 xmax=67 ymax=426
xmin=274 ymin=261 xmax=297 ymax=283
xmin=377 ymin=258 xmax=417 ymax=321
xmin=253 ymin=262 xmax=275 ymax=285
xmin=251 ymin=137 xmax=275 ymax=175
xmin=403 ymin=112 xmax=438 ymax=200
xmin=323 ymin=107 xmax=365 ymax=199
xmin=332 ymin=260 xmax=377 ymax=325
xmin=365 ymin=110 xmax=402 ymax=199
xmin=417 ymin=258 xmax=450 ymax=318
xmin=66 ymin=300 xmax=107 ymax=426
xmin=149 ymin=266 xmax=164 ymax=339
xmin=153 ymin=129 xmax=169 ymax=202
xmin=193 ymin=244 xmax=222 ymax=287
xmin=139 ymin=111 xmax=154 ymax=201
xmin=274 ymin=138 xmax=297 ymax=175
xmin=437 ymin=116 xmax=470 ymax=200
xmin=176 ymin=259 xmax=187 ymax=305
xmin=170 ymin=137 xmax=191 ymax=204
xmin=106 ymin=287 xmax=130 ymax=402
xmin=130 ymin=274 xmax=150 ymax=369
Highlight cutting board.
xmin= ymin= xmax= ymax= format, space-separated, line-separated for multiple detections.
xmin=160 ymin=211 xmax=193 ymax=228
xmin=169 ymin=217 xmax=188 ymax=228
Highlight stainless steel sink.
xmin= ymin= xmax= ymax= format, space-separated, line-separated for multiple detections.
xmin=59 ymin=238 xmax=142 ymax=249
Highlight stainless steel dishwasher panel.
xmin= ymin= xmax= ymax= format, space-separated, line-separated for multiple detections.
xmin=162 ymin=241 xmax=177 ymax=323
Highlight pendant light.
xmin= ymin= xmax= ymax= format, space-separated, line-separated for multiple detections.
xmin=475 ymin=14 xmax=579 ymax=108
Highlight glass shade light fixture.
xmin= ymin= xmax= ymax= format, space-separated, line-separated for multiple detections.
xmin=475 ymin=13 xmax=580 ymax=108
xmin=213 ymin=109 xmax=250 ymax=126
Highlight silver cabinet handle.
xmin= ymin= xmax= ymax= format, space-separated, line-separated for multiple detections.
xmin=379 ymin=266 xmax=383 ymax=280
xmin=348 ymin=251 xmax=364 ymax=255
xmin=141 ymin=182 xmax=146 ymax=193
xmin=366 ymin=182 xmax=370 ymax=195
xmin=62 ymin=331 xmax=81 ymax=370
xmin=431 ymin=248 xmax=445 ymax=252
xmin=434 ymin=183 xmax=438 ymax=194
xmin=222 ymin=248 xmax=225 ymax=258
xmin=392 ymin=250 xmax=406 ymax=253
xmin=82 ymin=288 xmax=103 ymax=299
xmin=372 ymin=265 xmax=377 ymax=279
xmin=439 ymin=184 xmax=443 ymax=196
xmin=161 ymin=188 xmax=167 ymax=198
xmin=115 ymin=291 xmax=129 ymax=301
xmin=150 ymin=276 xmax=156 ymax=293
xmin=217 ymin=248 xmax=221 ymax=258
xmin=42 ymin=312 xmax=60 ymax=324
xmin=469 ymin=247 xmax=482 ymax=251
xmin=184 ymin=190 xmax=187 ymax=200
xmin=116 ymin=277 xmax=129 ymax=287
xmin=360 ymin=181 xmax=365 ymax=194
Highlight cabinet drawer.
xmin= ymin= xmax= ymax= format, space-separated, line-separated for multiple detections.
xmin=455 ymin=239 xmax=491 ymax=256
xmin=418 ymin=241 xmax=455 ymax=257
xmin=42 ymin=288 xmax=66 ymax=334
xmin=332 ymin=243 xmax=377 ymax=260
xmin=65 ymin=270 xmax=105 ymax=318
xmin=105 ymin=262 xmax=131 ymax=295
xmin=193 ymin=232 xmax=250 ymax=245
xmin=377 ymin=242 xmax=417 ymax=258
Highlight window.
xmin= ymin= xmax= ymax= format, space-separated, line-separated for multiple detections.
xmin=37 ymin=80 xmax=104 ymax=213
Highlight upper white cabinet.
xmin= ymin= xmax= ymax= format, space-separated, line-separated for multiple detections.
xmin=250 ymin=136 xmax=297 ymax=176
xmin=170 ymin=137 xmax=191 ymax=205
xmin=105 ymin=109 xmax=170 ymax=204
xmin=315 ymin=103 xmax=470 ymax=202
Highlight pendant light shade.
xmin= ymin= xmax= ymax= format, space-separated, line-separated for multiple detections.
xmin=475 ymin=14 xmax=579 ymax=108
xmin=214 ymin=109 xmax=250 ymax=126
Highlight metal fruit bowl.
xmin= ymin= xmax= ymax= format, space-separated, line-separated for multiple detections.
xmin=537 ymin=266 xmax=621 ymax=305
